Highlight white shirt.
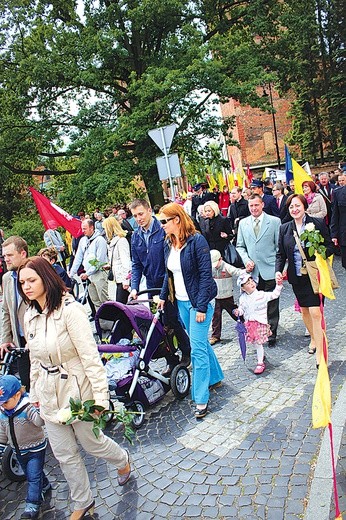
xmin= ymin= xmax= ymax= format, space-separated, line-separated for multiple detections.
xmin=167 ymin=248 xmax=189 ymax=301
xmin=238 ymin=285 xmax=282 ymax=324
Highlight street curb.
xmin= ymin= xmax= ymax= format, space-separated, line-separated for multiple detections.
xmin=304 ymin=379 xmax=346 ymax=520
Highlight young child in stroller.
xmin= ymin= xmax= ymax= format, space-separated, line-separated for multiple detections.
xmin=94 ymin=298 xmax=191 ymax=428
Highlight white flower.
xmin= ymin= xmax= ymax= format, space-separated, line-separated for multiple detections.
xmin=153 ymin=295 xmax=160 ymax=304
xmin=305 ymin=223 xmax=315 ymax=232
xmin=57 ymin=408 xmax=73 ymax=423
xmin=113 ymin=401 xmax=126 ymax=413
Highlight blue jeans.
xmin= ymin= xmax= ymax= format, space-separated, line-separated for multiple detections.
xmin=177 ymin=300 xmax=224 ymax=405
xmin=17 ymin=448 xmax=49 ymax=505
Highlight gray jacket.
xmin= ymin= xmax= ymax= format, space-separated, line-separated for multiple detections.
xmin=212 ymin=260 xmax=243 ymax=299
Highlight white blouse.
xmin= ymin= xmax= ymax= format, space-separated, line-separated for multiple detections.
xmin=167 ymin=247 xmax=189 ymax=301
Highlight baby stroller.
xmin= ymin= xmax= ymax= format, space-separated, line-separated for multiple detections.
xmin=0 ymin=347 xmax=27 ymax=482
xmin=94 ymin=291 xmax=191 ymax=429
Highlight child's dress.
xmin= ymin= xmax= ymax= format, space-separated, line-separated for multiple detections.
xmin=238 ymin=285 xmax=282 ymax=344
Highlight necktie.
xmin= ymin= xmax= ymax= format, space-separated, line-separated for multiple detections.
xmin=277 ymin=198 xmax=280 ymax=208
xmin=254 ymin=218 xmax=260 ymax=237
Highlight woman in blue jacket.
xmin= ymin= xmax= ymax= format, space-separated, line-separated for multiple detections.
xmin=158 ymin=203 xmax=224 ymax=419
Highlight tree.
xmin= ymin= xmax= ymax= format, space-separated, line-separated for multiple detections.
xmin=0 ymin=0 xmax=278 ymax=213
xmin=261 ymin=0 xmax=345 ymax=163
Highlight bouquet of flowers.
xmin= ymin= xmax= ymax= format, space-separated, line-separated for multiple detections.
xmin=300 ymin=222 xmax=327 ymax=259
xmin=57 ymin=398 xmax=136 ymax=443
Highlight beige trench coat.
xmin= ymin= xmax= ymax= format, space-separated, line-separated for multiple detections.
xmin=24 ymin=294 xmax=109 ymax=423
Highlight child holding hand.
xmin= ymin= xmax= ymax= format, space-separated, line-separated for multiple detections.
xmin=209 ymin=249 xmax=251 ymax=345
xmin=234 ymin=272 xmax=283 ymax=374
xmin=0 ymin=375 xmax=50 ymax=519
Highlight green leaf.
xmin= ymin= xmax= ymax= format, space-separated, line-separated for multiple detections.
xmin=308 ymin=246 xmax=315 ymax=257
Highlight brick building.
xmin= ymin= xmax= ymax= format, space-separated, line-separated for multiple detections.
xmin=220 ymin=85 xmax=293 ymax=171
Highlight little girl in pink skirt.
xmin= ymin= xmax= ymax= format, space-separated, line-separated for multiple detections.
xmin=234 ymin=272 xmax=283 ymax=374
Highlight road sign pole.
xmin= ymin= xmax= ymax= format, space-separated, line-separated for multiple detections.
xmin=160 ymin=127 xmax=175 ymax=200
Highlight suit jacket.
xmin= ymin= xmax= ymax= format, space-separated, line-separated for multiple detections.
xmin=262 ymin=194 xmax=280 ymax=218
xmin=1 ymin=271 xmax=27 ymax=346
xmin=318 ymin=183 xmax=334 ymax=223
xmin=275 ymin=215 xmax=334 ymax=285
xmin=236 ymin=213 xmax=281 ymax=280
xmin=330 ymin=185 xmax=346 ymax=246
xmin=276 ymin=195 xmax=289 ymax=222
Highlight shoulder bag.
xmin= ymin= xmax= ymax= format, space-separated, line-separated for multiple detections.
xmin=293 ymin=230 xmax=339 ymax=294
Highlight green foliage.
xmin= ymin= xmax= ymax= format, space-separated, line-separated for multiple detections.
xmin=300 ymin=224 xmax=327 ymax=260
xmin=0 ymin=0 xmax=277 ymax=211
xmin=66 ymin=397 xmax=136 ymax=443
xmin=4 ymin=213 xmax=46 ymax=255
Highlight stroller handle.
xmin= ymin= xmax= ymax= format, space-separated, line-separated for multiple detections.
xmin=127 ymin=287 xmax=162 ymax=304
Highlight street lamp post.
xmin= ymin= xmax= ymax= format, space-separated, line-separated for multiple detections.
xmin=263 ymin=83 xmax=281 ymax=169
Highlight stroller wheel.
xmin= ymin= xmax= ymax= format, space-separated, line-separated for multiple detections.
xmin=170 ymin=365 xmax=190 ymax=400
xmin=129 ymin=401 xmax=145 ymax=430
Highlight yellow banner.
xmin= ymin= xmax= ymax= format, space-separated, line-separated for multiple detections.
xmin=292 ymin=158 xmax=311 ymax=194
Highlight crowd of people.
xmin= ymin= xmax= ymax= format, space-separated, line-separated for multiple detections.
xmin=0 ymin=166 xmax=345 ymax=518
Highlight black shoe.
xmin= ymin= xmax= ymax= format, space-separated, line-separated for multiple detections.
xmin=195 ymin=404 xmax=208 ymax=419
xmin=268 ymin=338 xmax=276 ymax=347
xmin=21 ymin=505 xmax=40 ymax=519
xmin=162 ymin=367 xmax=172 ymax=377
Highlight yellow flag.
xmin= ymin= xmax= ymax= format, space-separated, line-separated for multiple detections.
xmin=227 ymin=173 xmax=234 ymax=190
xmin=208 ymin=174 xmax=217 ymax=190
xmin=315 ymin=253 xmax=335 ymax=300
xmin=236 ymin=173 xmax=243 ymax=189
xmin=292 ymin=158 xmax=312 ymax=194
xmin=312 ymin=354 xmax=331 ymax=428
xmin=217 ymin=172 xmax=225 ymax=190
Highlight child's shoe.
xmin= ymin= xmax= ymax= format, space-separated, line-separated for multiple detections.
xmin=254 ymin=362 xmax=266 ymax=375
xmin=20 ymin=503 xmax=40 ymax=519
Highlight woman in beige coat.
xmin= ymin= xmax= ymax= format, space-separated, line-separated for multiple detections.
xmin=18 ymin=256 xmax=131 ymax=520
xmin=302 ymin=181 xmax=327 ymax=219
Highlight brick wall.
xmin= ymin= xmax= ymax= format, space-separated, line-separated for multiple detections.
xmin=221 ymin=87 xmax=293 ymax=169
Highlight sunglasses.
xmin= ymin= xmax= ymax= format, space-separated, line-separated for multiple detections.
xmin=160 ymin=217 xmax=175 ymax=225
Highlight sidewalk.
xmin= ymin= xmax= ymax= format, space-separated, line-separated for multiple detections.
xmin=0 ymin=257 xmax=345 ymax=519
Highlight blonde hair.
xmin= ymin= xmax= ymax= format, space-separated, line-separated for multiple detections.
xmin=159 ymin=202 xmax=197 ymax=247
xmin=203 ymin=200 xmax=220 ymax=216
xmin=102 ymin=217 xmax=127 ymax=241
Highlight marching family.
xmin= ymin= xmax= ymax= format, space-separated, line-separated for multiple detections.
xmin=0 ymin=168 xmax=344 ymax=518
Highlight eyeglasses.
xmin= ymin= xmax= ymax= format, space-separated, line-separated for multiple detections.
xmin=160 ymin=217 xmax=175 ymax=225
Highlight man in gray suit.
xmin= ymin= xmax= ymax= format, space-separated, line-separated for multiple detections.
xmin=0 ymin=236 xmax=30 ymax=388
xmin=236 ymin=194 xmax=281 ymax=346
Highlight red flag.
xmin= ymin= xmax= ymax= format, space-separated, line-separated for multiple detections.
xmin=230 ymin=156 xmax=235 ymax=173
xmin=247 ymin=164 xmax=253 ymax=184
xmin=29 ymin=187 xmax=83 ymax=238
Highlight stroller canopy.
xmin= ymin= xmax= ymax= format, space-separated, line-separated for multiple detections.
xmin=95 ymin=301 xmax=164 ymax=344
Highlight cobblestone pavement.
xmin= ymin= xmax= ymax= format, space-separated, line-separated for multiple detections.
xmin=0 ymin=258 xmax=345 ymax=520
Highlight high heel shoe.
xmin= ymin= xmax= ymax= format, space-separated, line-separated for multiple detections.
xmin=117 ymin=449 xmax=131 ymax=486
xmin=70 ymin=500 xmax=95 ymax=520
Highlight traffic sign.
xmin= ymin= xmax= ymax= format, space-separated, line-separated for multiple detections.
xmin=156 ymin=154 xmax=181 ymax=181
xmin=148 ymin=123 xmax=177 ymax=154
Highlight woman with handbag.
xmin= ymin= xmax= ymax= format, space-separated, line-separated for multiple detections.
xmin=102 ymin=217 xmax=131 ymax=304
xmin=275 ymin=194 xmax=334 ymax=366
xmin=199 ymin=200 xmax=233 ymax=255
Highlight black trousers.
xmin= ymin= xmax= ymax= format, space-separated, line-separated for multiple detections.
xmin=257 ymin=276 xmax=280 ymax=339
xmin=211 ymin=297 xmax=237 ymax=339
xmin=163 ymin=300 xmax=191 ymax=358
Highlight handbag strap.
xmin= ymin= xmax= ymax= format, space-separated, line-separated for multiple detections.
xmin=9 ymin=403 xmax=30 ymax=456
xmin=293 ymin=230 xmax=308 ymax=262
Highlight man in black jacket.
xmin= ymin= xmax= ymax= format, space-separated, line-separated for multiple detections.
xmin=227 ymin=187 xmax=250 ymax=241
xmin=330 ymin=184 xmax=346 ymax=268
